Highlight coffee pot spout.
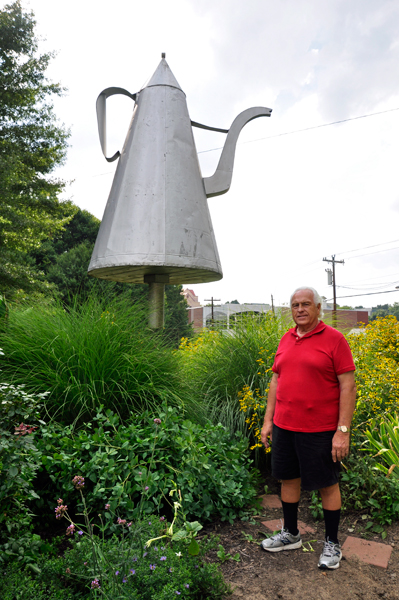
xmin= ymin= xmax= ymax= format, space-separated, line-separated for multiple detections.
xmin=203 ymin=107 xmax=272 ymax=198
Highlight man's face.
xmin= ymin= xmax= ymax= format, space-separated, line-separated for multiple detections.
xmin=291 ymin=289 xmax=321 ymax=330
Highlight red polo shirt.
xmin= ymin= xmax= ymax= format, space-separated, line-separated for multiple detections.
xmin=272 ymin=321 xmax=355 ymax=432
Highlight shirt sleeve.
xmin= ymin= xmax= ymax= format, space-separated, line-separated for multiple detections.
xmin=333 ymin=336 xmax=356 ymax=375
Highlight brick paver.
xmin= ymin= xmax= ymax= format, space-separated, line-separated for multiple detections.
xmin=260 ymin=494 xmax=282 ymax=509
xmin=342 ymin=535 xmax=392 ymax=568
xmin=261 ymin=519 xmax=316 ymax=535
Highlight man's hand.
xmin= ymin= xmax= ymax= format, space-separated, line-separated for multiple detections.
xmin=331 ymin=430 xmax=350 ymax=463
xmin=261 ymin=420 xmax=273 ymax=448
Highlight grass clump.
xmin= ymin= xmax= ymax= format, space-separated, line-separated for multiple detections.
xmin=178 ymin=312 xmax=289 ymax=436
xmin=0 ymin=295 xmax=190 ymax=424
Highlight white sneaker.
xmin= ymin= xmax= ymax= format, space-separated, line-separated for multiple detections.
xmin=318 ymin=539 xmax=342 ymax=569
xmin=261 ymin=528 xmax=302 ymax=552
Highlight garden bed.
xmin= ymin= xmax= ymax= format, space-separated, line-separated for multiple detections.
xmin=202 ymin=486 xmax=399 ymax=600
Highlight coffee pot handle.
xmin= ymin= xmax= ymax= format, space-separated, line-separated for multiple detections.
xmin=96 ymin=87 xmax=137 ymax=163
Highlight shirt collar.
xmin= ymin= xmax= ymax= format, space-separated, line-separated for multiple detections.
xmin=290 ymin=320 xmax=326 ymax=339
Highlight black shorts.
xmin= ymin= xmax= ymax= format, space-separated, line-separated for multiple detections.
xmin=271 ymin=424 xmax=340 ymax=491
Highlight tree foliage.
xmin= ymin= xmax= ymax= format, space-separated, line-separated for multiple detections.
xmin=0 ymin=1 xmax=74 ymax=294
xmin=370 ymin=303 xmax=399 ymax=321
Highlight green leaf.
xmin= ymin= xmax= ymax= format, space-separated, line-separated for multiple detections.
xmin=188 ymin=538 xmax=200 ymax=556
xmin=171 ymin=529 xmax=188 ymax=542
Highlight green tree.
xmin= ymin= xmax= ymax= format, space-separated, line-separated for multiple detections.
xmin=31 ymin=208 xmax=101 ymax=275
xmin=370 ymin=303 xmax=399 ymax=322
xmin=0 ymin=1 xmax=74 ymax=295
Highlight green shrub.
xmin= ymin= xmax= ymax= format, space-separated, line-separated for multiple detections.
xmin=341 ymin=448 xmax=399 ymax=526
xmin=0 ymin=521 xmax=229 ymax=600
xmin=58 ymin=526 xmax=230 ymax=600
xmin=0 ymin=380 xmax=45 ymax=528
xmin=34 ymin=406 xmax=258 ymax=525
xmin=178 ymin=312 xmax=288 ymax=468
xmin=0 ymin=295 xmax=194 ymax=423
xmin=0 ymin=561 xmax=88 ymax=600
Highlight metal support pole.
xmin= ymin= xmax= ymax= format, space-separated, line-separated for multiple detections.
xmin=323 ymin=255 xmax=344 ymax=328
xmin=144 ymin=274 xmax=169 ymax=329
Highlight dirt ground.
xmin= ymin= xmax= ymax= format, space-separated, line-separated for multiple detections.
xmin=202 ymin=482 xmax=399 ymax=600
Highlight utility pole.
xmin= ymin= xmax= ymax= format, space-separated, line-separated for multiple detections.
xmin=271 ymin=294 xmax=275 ymax=317
xmin=204 ymin=297 xmax=220 ymax=328
xmin=323 ymin=255 xmax=344 ymax=328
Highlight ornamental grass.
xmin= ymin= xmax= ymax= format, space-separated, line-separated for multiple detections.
xmin=0 ymin=294 xmax=194 ymax=424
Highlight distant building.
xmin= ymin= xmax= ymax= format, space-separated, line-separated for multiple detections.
xmin=187 ymin=301 xmax=271 ymax=331
xmin=181 ymin=288 xmax=201 ymax=308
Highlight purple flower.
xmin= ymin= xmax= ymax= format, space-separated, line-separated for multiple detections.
xmin=160 ymin=517 xmax=165 ymax=521
xmin=91 ymin=579 xmax=100 ymax=589
xmin=115 ymin=571 xmax=119 ymax=575
xmin=133 ymin=557 xmax=138 ymax=562
xmin=123 ymin=577 xmax=127 ymax=583
xmin=154 ymin=418 xmax=162 ymax=424
xmin=84 ymin=562 xmax=87 ymax=566
xmin=105 ymin=503 xmax=110 ymax=510
xmin=66 ymin=524 xmax=75 ymax=536
xmin=145 ymin=487 xmax=149 ymax=492
xmin=160 ymin=556 xmax=167 ymax=561
xmin=175 ymin=593 xmax=181 ymax=596
xmin=55 ymin=504 xmax=68 ymax=519
xmin=78 ymin=530 xmax=83 ymax=536
xmin=117 ymin=518 xmax=127 ymax=525
xmin=154 ymin=546 xmax=158 ymax=551
xmin=185 ymin=584 xmax=190 ymax=589
xmin=143 ymin=552 xmax=148 ymax=557
xmin=150 ymin=564 xmax=156 ymax=570
xmin=148 ymin=521 xmax=151 ymax=524
xmin=169 ymin=567 xmax=173 ymax=572
xmin=130 ymin=569 xmax=136 ymax=575
xmin=72 ymin=475 xmax=85 ymax=490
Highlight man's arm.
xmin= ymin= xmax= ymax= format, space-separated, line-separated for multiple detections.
xmin=331 ymin=370 xmax=356 ymax=463
xmin=261 ymin=373 xmax=278 ymax=448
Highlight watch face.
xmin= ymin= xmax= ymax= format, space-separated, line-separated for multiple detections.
xmin=339 ymin=426 xmax=348 ymax=433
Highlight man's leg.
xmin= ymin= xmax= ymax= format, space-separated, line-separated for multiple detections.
xmin=320 ymin=483 xmax=341 ymax=543
xmin=281 ymin=478 xmax=301 ymax=535
xmin=261 ymin=478 xmax=302 ymax=552
xmin=318 ymin=483 xmax=342 ymax=570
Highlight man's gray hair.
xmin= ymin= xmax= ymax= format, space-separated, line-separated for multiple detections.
xmin=290 ymin=287 xmax=323 ymax=316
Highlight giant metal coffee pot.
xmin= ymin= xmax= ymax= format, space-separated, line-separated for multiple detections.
xmin=88 ymin=54 xmax=272 ymax=327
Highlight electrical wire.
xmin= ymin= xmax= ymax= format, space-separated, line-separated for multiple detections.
xmin=197 ymin=106 xmax=399 ymax=154
xmin=334 ymin=238 xmax=399 ymax=257
xmin=344 ymin=245 xmax=399 ymax=260
xmin=326 ymin=289 xmax=399 ymax=301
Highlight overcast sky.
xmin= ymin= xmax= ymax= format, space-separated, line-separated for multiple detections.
xmin=7 ymin=0 xmax=399 ymax=307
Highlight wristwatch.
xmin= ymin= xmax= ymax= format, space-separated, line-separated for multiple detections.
xmin=337 ymin=425 xmax=349 ymax=433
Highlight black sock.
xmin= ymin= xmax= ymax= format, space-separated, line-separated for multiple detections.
xmin=323 ymin=508 xmax=341 ymax=544
xmin=282 ymin=500 xmax=299 ymax=536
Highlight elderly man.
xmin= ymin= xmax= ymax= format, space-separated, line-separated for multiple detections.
xmin=260 ymin=287 xmax=356 ymax=570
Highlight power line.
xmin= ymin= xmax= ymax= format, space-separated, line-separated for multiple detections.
xmin=198 ymin=106 xmax=399 ymax=154
xmin=326 ymin=289 xmax=399 ymax=301
xmin=334 ymin=238 xmax=399 ymax=257
xmin=345 ymin=245 xmax=399 ymax=261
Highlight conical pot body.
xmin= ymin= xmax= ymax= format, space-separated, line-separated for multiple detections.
xmin=88 ymin=58 xmax=222 ymax=284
